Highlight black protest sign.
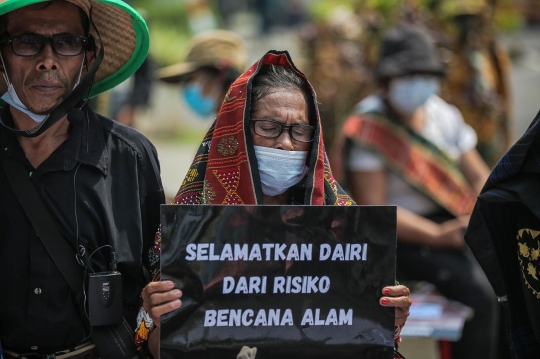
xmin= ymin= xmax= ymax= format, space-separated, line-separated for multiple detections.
xmin=160 ymin=205 xmax=396 ymax=359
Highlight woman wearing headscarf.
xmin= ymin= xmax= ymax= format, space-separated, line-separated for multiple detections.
xmin=139 ymin=51 xmax=411 ymax=358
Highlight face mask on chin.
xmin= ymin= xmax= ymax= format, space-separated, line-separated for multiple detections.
xmin=0 ymin=51 xmax=85 ymax=124
xmin=388 ymin=75 xmax=440 ymax=117
xmin=254 ymin=145 xmax=309 ymax=197
xmin=2 ymin=83 xmax=48 ymax=123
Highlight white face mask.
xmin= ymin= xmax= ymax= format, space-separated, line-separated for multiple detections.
xmin=254 ymin=145 xmax=309 ymax=197
xmin=2 ymin=83 xmax=48 ymax=123
xmin=0 ymin=51 xmax=85 ymax=124
xmin=388 ymin=76 xmax=440 ymax=116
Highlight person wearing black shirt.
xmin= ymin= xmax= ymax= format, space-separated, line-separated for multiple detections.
xmin=0 ymin=1 xmax=163 ymax=358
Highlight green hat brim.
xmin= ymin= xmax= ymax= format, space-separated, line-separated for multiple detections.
xmin=0 ymin=0 xmax=149 ymax=98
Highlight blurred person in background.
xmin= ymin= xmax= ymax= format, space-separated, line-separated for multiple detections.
xmin=156 ymin=29 xmax=248 ymax=120
xmin=331 ymin=25 xmax=498 ymax=359
xmin=437 ymin=0 xmax=513 ymax=167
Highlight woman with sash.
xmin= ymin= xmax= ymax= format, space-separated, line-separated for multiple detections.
xmin=332 ymin=25 xmax=498 ymax=358
xmin=139 ymin=51 xmax=411 ymax=358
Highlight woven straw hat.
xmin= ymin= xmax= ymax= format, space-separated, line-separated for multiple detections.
xmin=0 ymin=0 xmax=149 ymax=97
xmin=157 ymin=29 xmax=247 ymax=83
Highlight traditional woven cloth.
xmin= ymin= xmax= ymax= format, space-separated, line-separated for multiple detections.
xmin=174 ymin=50 xmax=354 ymax=207
xmin=333 ymin=111 xmax=476 ymax=218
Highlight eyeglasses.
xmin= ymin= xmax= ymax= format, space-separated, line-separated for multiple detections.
xmin=250 ymin=119 xmax=315 ymax=143
xmin=2 ymin=34 xmax=89 ymax=57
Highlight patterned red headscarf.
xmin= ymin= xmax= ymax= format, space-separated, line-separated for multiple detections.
xmin=174 ymin=50 xmax=353 ymax=206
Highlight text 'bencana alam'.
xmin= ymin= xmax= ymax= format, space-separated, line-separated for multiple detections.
xmin=185 ymin=242 xmax=369 ymax=328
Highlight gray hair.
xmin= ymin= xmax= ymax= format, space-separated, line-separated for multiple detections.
xmin=250 ymin=64 xmax=312 ymax=118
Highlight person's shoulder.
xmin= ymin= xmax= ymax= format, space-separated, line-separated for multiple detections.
xmin=96 ymin=113 xmax=163 ymax=191
xmin=426 ymin=95 xmax=459 ymax=113
xmin=425 ymin=95 xmax=465 ymax=124
xmin=97 ymin=113 xmax=157 ymax=155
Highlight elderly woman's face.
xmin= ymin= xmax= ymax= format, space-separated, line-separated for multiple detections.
xmin=250 ymin=89 xmax=311 ymax=151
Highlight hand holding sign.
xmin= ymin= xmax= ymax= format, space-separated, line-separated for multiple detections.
xmin=380 ymin=285 xmax=411 ymax=328
xmin=142 ymin=281 xmax=182 ymax=327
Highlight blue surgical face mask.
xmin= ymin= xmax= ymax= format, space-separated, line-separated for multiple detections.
xmin=388 ymin=75 xmax=440 ymax=116
xmin=254 ymin=145 xmax=309 ymax=196
xmin=183 ymin=82 xmax=216 ymax=118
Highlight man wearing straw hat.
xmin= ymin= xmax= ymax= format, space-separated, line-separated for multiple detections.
xmin=0 ymin=1 xmax=164 ymax=358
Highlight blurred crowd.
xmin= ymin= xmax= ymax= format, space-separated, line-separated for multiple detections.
xmin=107 ymin=0 xmax=540 ymax=168
xmin=301 ymin=0 xmax=514 ymax=167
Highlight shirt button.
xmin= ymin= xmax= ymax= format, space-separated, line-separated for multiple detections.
xmin=29 ymin=171 xmax=33 ymax=177
xmin=34 ymin=288 xmax=42 ymax=295
xmin=31 ymin=346 xmax=38 ymax=350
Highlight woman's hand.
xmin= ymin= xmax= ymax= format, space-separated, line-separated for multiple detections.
xmin=142 ymin=280 xmax=183 ymax=327
xmin=379 ymin=285 xmax=411 ymax=327
xmin=142 ymin=281 xmax=182 ymax=358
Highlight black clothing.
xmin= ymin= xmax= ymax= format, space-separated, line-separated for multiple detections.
xmin=466 ymin=110 xmax=540 ymax=358
xmin=0 ymin=107 xmax=164 ymax=354
xmin=398 ymin=212 xmax=499 ymax=359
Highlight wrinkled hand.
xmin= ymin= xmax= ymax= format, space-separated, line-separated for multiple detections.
xmin=142 ymin=280 xmax=182 ymax=327
xmin=379 ymin=285 xmax=411 ymax=327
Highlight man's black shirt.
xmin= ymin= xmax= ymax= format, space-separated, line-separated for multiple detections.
xmin=0 ymin=107 xmax=164 ymax=353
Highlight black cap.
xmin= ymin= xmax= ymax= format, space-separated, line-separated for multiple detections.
xmin=376 ymin=25 xmax=445 ymax=81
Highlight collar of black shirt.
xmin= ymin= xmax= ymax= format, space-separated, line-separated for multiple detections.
xmin=0 ymin=105 xmax=108 ymax=177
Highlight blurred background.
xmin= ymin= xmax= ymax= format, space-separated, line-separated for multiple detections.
xmin=96 ymin=0 xmax=540 ymax=201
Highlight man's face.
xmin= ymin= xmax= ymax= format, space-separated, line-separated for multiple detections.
xmin=1 ymin=1 xmax=91 ymax=114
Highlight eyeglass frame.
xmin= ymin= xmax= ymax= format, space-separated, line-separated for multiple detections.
xmin=249 ymin=119 xmax=316 ymax=143
xmin=0 ymin=33 xmax=90 ymax=57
